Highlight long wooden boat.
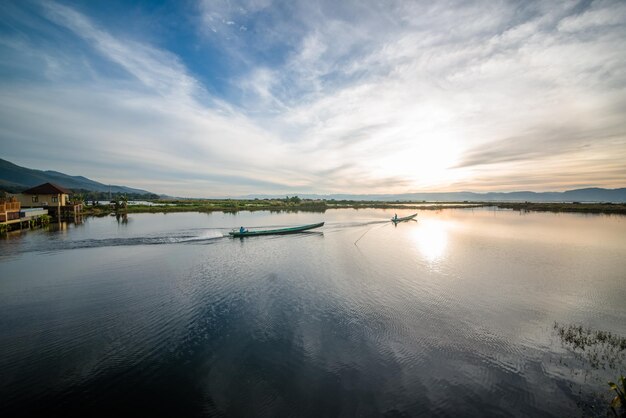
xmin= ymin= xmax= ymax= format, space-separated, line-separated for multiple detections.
xmin=391 ymin=213 xmax=417 ymax=223
xmin=229 ymin=222 xmax=324 ymax=237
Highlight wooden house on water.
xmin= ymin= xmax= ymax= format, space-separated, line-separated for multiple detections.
xmin=16 ymin=182 xmax=83 ymax=219
xmin=0 ymin=196 xmax=47 ymax=231
xmin=0 ymin=196 xmax=21 ymax=223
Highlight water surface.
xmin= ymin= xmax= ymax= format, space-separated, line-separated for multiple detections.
xmin=1 ymin=208 xmax=625 ymax=416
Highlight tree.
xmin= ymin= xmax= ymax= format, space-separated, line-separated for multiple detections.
xmin=71 ymin=193 xmax=85 ymax=205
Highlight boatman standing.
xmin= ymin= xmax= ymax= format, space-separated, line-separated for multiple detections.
xmin=394 ymin=214 xmax=398 ymax=221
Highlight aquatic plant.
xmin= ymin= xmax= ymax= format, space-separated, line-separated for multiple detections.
xmin=554 ymin=323 xmax=626 ymax=370
xmin=554 ymin=322 xmax=626 ymax=416
xmin=609 ymin=375 xmax=626 ymax=417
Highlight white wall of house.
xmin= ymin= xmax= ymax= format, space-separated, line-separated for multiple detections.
xmin=17 ymin=193 xmax=67 ymax=208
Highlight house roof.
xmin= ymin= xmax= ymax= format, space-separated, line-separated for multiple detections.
xmin=22 ymin=182 xmax=71 ymax=195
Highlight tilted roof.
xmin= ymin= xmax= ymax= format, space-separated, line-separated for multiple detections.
xmin=22 ymin=182 xmax=72 ymax=195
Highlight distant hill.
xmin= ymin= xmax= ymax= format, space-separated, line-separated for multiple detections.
xmin=244 ymin=188 xmax=626 ymax=203
xmin=0 ymin=158 xmax=154 ymax=196
xmin=2 ymin=158 xmax=624 ymax=202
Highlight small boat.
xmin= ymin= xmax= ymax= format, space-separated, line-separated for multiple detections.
xmin=391 ymin=213 xmax=417 ymax=223
xmin=229 ymin=222 xmax=324 ymax=237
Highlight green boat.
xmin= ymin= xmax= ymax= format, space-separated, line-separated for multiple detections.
xmin=229 ymin=222 xmax=324 ymax=237
xmin=391 ymin=213 xmax=417 ymax=223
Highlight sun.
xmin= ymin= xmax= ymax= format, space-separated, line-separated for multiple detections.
xmin=371 ymin=133 xmax=462 ymax=190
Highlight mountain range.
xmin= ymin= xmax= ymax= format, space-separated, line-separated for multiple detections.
xmin=1 ymin=158 xmax=624 ymax=202
xmin=0 ymin=158 xmax=153 ymax=195
xmin=244 ymin=188 xmax=626 ymax=203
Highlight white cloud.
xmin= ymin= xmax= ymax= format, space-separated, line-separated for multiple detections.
xmin=233 ymin=0 xmax=626 ymax=191
xmin=43 ymin=2 xmax=200 ymax=102
xmin=558 ymin=0 xmax=626 ymax=32
xmin=1 ymin=0 xmax=626 ymax=195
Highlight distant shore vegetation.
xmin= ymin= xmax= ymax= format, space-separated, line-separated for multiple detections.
xmin=76 ymin=195 xmax=626 ymax=216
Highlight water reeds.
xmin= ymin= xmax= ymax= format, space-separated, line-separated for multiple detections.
xmin=496 ymin=202 xmax=626 ymax=214
xmin=554 ymin=323 xmax=626 ymax=370
xmin=609 ymin=375 xmax=626 ymax=416
xmin=79 ymin=199 xmax=626 ymax=216
xmin=554 ymin=322 xmax=626 ymax=416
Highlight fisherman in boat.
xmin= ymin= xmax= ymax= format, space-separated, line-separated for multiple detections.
xmin=239 ymin=226 xmax=247 ymax=234
xmin=394 ymin=213 xmax=398 ymax=221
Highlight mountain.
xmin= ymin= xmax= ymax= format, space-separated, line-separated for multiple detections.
xmin=2 ymin=158 xmax=624 ymax=202
xmin=244 ymin=188 xmax=626 ymax=203
xmin=0 ymin=158 xmax=153 ymax=195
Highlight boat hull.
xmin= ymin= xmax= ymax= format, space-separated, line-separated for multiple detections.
xmin=229 ymin=222 xmax=324 ymax=237
xmin=391 ymin=213 xmax=417 ymax=223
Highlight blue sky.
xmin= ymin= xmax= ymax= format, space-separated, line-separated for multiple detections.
xmin=1 ymin=0 xmax=625 ymax=197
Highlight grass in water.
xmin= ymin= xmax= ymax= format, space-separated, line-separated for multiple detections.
xmin=609 ymin=376 xmax=626 ymax=417
xmin=554 ymin=322 xmax=626 ymax=416
xmin=555 ymin=323 xmax=626 ymax=370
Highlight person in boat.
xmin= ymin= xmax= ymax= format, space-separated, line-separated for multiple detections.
xmin=239 ymin=226 xmax=247 ymax=234
xmin=394 ymin=213 xmax=398 ymax=221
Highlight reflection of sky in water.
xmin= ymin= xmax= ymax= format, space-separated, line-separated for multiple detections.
xmin=0 ymin=208 xmax=625 ymax=416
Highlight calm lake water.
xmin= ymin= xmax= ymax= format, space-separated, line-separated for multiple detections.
xmin=1 ymin=208 xmax=625 ymax=417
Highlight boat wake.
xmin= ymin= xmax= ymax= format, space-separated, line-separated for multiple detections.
xmin=2 ymin=221 xmax=393 ymax=257
xmin=321 ymin=220 xmax=388 ymax=233
xmin=0 ymin=229 xmax=227 ymax=256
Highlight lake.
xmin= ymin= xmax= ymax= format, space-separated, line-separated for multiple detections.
xmin=1 ymin=208 xmax=625 ymax=417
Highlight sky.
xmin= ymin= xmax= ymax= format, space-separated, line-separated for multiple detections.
xmin=0 ymin=0 xmax=625 ymax=197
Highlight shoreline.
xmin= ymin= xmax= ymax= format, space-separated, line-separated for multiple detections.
xmin=79 ymin=200 xmax=626 ymax=216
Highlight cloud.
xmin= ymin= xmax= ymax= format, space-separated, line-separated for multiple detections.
xmin=0 ymin=2 xmax=315 ymax=196
xmin=43 ymin=2 xmax=199 ymax=101
xmin=558 ymin=0 xmax=626 ymax=33
xmin=455 ymin=118 xmax=626 ymax=169
xmin=1 ymin=0 xmax=625 ymax=196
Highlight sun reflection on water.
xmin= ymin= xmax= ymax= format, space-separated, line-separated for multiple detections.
xmin=412 ymin=219 xmax=449 ymax=262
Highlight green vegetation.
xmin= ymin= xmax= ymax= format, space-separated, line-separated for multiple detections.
xmin=80 ymin=196 xmax=330 ymax=215
xmin=493 ymin=201 xmax=626 ymax=214
xmin=70 ymin=193 xmax=85 ymax=205
xmin=77 ymin=198 xmax=626 ymax=216
xmin=110 ymin=194 xmax=128 ymax=213
xmin=555 ymin=323 xmax=626 ymax=369
xmin=554 ymin=322 xmax=626 ymax=416
xmin=609 ymin=376 xmax=626 ymax=417
xmin=83 ymin=190 xmax=160 ymax=201
xmin=26 ymin=215 xmax=51 ymax=229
